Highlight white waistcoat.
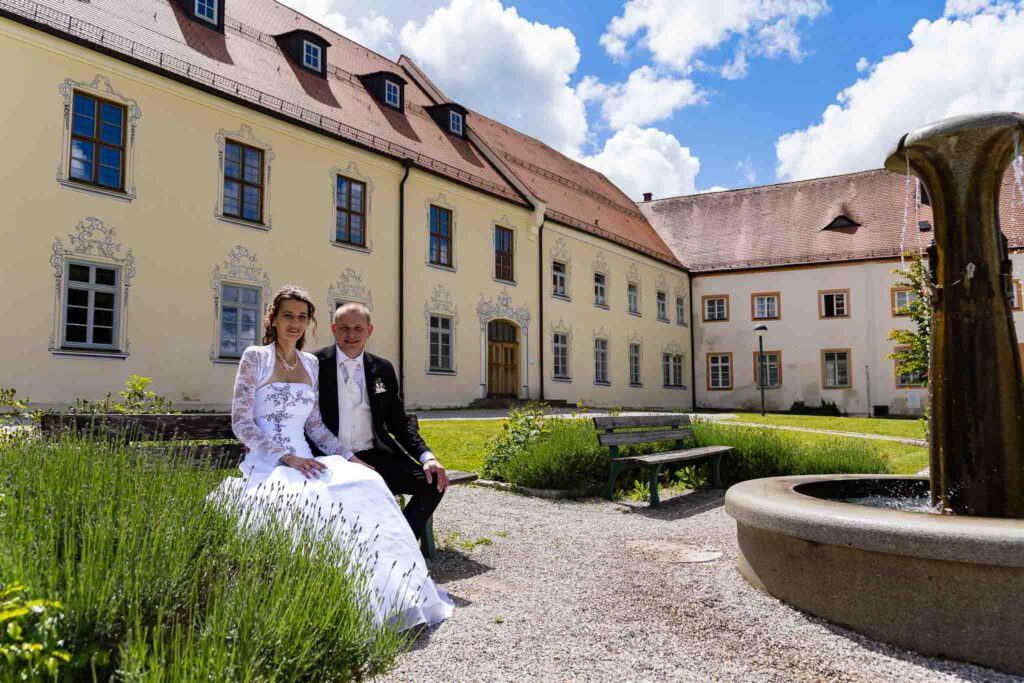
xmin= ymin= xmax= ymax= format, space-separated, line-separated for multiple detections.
xmin=337 ymin=362 xmax=375 ymax=453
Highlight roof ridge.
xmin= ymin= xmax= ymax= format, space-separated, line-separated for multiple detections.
xmin=645 ymin=168 xmax=892 ymax=204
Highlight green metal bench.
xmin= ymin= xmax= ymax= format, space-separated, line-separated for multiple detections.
xmin=593 ymin=414 xmax=732 ymax=507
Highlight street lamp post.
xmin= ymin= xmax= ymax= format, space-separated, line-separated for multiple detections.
xmin=754 ymin=324 xmax=768 ymax=416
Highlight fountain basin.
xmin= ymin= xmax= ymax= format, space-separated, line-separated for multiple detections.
xmin=726 ymin=475 xmax=1024 ymax=674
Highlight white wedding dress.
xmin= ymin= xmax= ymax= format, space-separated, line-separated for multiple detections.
xmin=212 ymin=343 xmax=453 ymax=629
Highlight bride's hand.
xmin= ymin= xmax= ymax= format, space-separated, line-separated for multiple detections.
xmin=349 ymin=455 xmax=375 ymax=471
xmin=282 ymin=454 xmax=328 ymax=479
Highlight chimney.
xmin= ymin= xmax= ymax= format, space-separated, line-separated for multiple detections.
xmin=642 ymin=192 xmax=653 ymax=202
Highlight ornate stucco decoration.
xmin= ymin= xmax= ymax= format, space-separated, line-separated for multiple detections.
xmin=550 ymin=317 xmax=573 ymax=339
xmin=628 ymin=331 xmax=643 ymax=344
xmin=49 ymin=217 xmax=136 ymax=354
xmin=663 ymin=340 xmax=685 ymax=355
xmin=656 ymin=273 xmax=669 ymax=293
xmin=675 ymin=277 xmax=688 ymax=296
xmin=593 ymin=250 xmax=609 ymax=274
xmin=423 ymin=285 xmax=459 ymax=374
xmin=550 ymin=318 xmax=573 ymax=380
xmin=424 ymin=192 xmax=459 ymax=271
xmin=627 ymin=262 xmax=641 ymax=283
xmin=209 ymin=245 xmax=272 ymax=361
xmin=214 ymin=125 xmax=275 ymax=229
xmin=477 ymin=289 xmax=531 ymax=329
xmin=592 ymin=250 xmax=611 ymax=305
xmin=594 ymin=326 xmax=611 ymax=340
xmin=328 ymin=268 xmax=374 ymax=311
xmin=57 ymin=75 xmax=142 ymax=201
xmin=549 ymin=236 xmax=572 ymax=298
xmin=328 ymin=161 xmax=374 ymax=251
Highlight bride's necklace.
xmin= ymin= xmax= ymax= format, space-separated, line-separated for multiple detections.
xmin=276 ymin=346 xmax=299 ymax=371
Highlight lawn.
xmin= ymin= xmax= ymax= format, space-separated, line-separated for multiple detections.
xmin=719 ymin=412 xmax=927 ymax=440
xmin=419 ymin=416 xmax=929 ymax=477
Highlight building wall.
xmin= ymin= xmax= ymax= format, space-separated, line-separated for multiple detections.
xmin=691 ymin=254 xmax=1024 ymax=416
xmin=0 ymin=18 xmax=690 ymax=411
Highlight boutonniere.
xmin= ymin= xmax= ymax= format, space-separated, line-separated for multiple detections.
xmin=374 ymin=379 xmax=387 ymax=395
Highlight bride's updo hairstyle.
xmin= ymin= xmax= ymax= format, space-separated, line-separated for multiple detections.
xmin=261 ymin=285 xmax=317 ymax=350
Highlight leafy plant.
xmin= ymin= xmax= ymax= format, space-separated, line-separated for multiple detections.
xmin=70 ymin=375 xmax=175 ymax=415
xmin=0 ymin=583 xmax=71 ymax=681
xmin=789 ymin=399 xmax=842 ymax=417
xmin=888 ymin=253 xmax=932 ymax=385
xmin=482 ymin=403 xmax=549 ymax=481
xmin=674 ymin=464 xmax=709 ymax=490
xmin=499 ymin=418 xmax=606 ymax=491
xmin=629 ymin=480 xmax=650 ymax=502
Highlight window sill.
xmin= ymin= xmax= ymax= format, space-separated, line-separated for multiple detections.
xmin=662 ymin=384 xmax=688 ymax=390
xmin=755 ymin=385 xmax=783 ymax=390
xmin=657 ymin=317 xmax=670 ymax=324
xmin=753 ymin=317 xmax=780 ymax=322
xmin=822 ymin=385 xmax=852 ymax=390
xmin=551 ymin=376 xmax=572 ymax=383
xmin=551 ymin=293 xmax=571 ymax=302
xmin=50 ymin=347 xmax=128 ymax=360
xmin=707 ymin=386 xmax=733 ymax=391
xmin=217 ymin=215 xmax=270 ymax=231
xmin=493 ymin=277 xmax=517 ymax=287
xmin=702 ymin=318 xmax=729 ymax=323
xmin=820 ymin=315 xmax=851 ymax=320
xmin=58 ymin=179 xmax=135 ymax=203
xmin=427 ymin=262 xmax=457 ymax=274
xmin=629 ymin=382 xmax=643 ymax=388
xmin=676 ymin=321 xmax=689 ymax=327
xmin=427 ymin=369 xmax=457 ymax=376
xmin=332 ymin=241 xmax=371 ymax=255
xmin=594 ymin=380 xmax=611 ymax=387
xmin=628 ymin=311 xmax=642 ymax=318
xmin=594 ymin=303 xmax=609 ymax=310
xmin=212 ymin=357 xmax=242 ymax=365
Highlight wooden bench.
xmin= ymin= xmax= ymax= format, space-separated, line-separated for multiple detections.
xmin=39 ymin=412 xmax=476 ymax=558
xmin=593 ymin=414 xmax=732 ymax=507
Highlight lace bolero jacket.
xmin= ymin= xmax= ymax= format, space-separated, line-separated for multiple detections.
xmin=230 ymin=343 xmax=343 ymax=467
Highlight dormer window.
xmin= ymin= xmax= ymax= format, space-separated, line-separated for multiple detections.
xmin=303 ymin=41 xmax=322 ymax=71
xmin=195 ymin=0 xmax=217 ymax=24
xmin=385 ymin=80 xmax=401 ymax=108
xmin=449 ymin=111 xmax=464 ymax=135
xmin=823 ymin=215 xmax=860 ymax=230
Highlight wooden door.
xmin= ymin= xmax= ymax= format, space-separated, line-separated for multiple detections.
xmin=487 ymin=320 xmax=518 ymax=398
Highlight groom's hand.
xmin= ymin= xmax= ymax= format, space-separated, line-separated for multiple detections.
xmin=423 ymin=459 xmax=448 ymax=492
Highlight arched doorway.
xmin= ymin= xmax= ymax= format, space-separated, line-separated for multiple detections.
xmin=487 ymin=319 xmax=519 ymax=398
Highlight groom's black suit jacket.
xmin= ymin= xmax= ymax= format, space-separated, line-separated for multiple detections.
xmin=311 ymin=345 xmax=428 ymax=462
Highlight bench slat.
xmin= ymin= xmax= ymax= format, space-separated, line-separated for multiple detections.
xmin=598 ymin=428 xmax=692 ymax=446
xmin=446 ymin=470 xmax=478 ymax=486
xmin=615 ymin=445 xmax=733 ymax=466
xmin=40 ymin=413 xmax=235 ymax=439
xmin=592 ymin=414 xmax=691 ymax=430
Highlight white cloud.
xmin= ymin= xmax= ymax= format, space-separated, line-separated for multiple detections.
xmin=399 ymin=0 xmax=588 ymax=155
xmin=736 ymin=156 xmax=756 ymax=184
xmin=600 ymin=0 xmax=828 ymax=74
xmin=855 ymin=56 xmax=870 ymax=72
xmin=579 ymin=126 xmax=702 ymax=200
xmin=276 ymin=0 xmax=440 ymax=54
xmin=944 ymin=0 xmax=1013 ymax=16
xmin=585 ymin=67 xmax=704 ymax=130
xmin=721 ymin=50 xmax=749 ymax=79
xmin=776 ymin=8 xmax=1024 ymax=181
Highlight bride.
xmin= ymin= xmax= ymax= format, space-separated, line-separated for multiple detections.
xmin=213 ymin=285 xmax=452 ymax=629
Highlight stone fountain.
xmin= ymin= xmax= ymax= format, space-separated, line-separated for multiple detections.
xmin=726 ymin=112 xmax=1024 ymax=674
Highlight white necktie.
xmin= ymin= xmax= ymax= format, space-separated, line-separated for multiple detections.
xmin=343 ymin=360 xmax=361 ymax=406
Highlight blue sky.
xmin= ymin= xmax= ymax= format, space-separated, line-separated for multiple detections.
xmin=282 ymin=0 xmax=1024 ymax=199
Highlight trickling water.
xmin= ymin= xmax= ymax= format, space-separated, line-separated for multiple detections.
xmin=1013 ymin=131 xmax=1024 ymax=211
xmin=841 ymin=493 xmax=939 ymax=514
xmin=900 ymin=151 xmax=911 ymax=271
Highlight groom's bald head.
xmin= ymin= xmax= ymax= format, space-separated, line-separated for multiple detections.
xmin=334 ymin=302 xmax=371 ymax=325
xmin=332 ymin=302 xmax=373 ymax=359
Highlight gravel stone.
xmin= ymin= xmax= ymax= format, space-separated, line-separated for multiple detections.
xmin=383 ymin=485 xmax=1019 ymax=683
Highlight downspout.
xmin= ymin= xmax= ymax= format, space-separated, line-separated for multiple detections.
xmin=398 ymin=158 xmax=413 ymax=395
xmin=689 ymin=280 xmax=697 ymax=413
xmin=538 ymin=221 xmax=545 ymax=401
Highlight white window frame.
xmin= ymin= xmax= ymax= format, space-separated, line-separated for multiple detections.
xmin=302 ymin=40 xmax=322 ymax=71
xmin=552 ymin=261 xmax=567 ymax=298
xmin=823 ymin=350 xmax=851 ymax=388
xmin=449 ymin=110 xmax=464 ymax=135
xmin=704 ymin=296 xmax=728 ymax=321
xmin=676 ymin=295 xmax=687 ymax=325
xmin=756 ymin=352 xmax=781 ymax=388
xmin=384 ymin=80 xmax=401 ymax=108
xmin=428 ymin=314 xmax=453 ymax=373
xmin=594 ymin=338 xmax=610 ymax=384
xmin=656 ymin=291 xmax=668 ymax=321
xmin=821 ymin=291 xmax=849 ymax=318
xmin=194 ymin=0 xmax=217 ymax=24
xmin=627 ymin=283 xmax=639 ymax=315
xmin=708 ymin=354 xmax=732 ymax=390
xmin=663 ymin=353 xmax=685 ymax=388
xmin=553 ymin=332 xmax=570 ymax=380
xmin=594 ymin=273 xmax=607 ymax=307
xmin=218 ymin=283 xmax=261 ymax=359
xmin=62 ymin=260 xmax=121 ymax=350
xmin=629 ymin=343 xmax=642 ymax=386
xmin=754 ymin=294 xmax=779 ymax=320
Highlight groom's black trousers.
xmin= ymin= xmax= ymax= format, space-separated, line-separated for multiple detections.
xmin=355 ymin=448 xmax=444 ymax=541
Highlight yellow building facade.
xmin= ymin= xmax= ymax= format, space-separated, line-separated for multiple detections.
xmin=0 ymin=8 xmax=693 ymax=411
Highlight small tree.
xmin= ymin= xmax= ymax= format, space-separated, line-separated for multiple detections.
xmin=887 ymin=253 xmax=932 ymax=384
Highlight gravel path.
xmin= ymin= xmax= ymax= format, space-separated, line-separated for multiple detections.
xmin=383 ymin=486 xmax=1016 ymax=683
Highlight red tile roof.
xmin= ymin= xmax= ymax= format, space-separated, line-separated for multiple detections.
xmin=641 ymin=169 xmax=1024 ymax=272
xmin=3 ymin=0 xmax=527 ymax=206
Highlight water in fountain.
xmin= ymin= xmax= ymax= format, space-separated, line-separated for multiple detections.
xmin=841 ymin=493 xmax=938 ymax=513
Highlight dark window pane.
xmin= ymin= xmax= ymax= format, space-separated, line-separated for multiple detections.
xmin=67 ymin=288 xmax=89 ymax=306
xmin=94 ymin=292 xmax=114 ymax=310
xmin=93 ymin=327 xmax=113 ymax=345
xmin=220 ymin=319 xmax=236 ymax=339
xmin=222 ymin=285 xmax=239 ymax=303
xmin=226 ymin=142 xmax=241 ymax=163
xmin=440 ymin=242 xmax=450 ymax=265
xmin=224 ymin=180 xmax=240 ymax=215
xmin=220 ymin=339 xmax=237 ymax=355
xmin=95 ymin=268 xmax=116 ymax=286
xmin=240 ymin=308 xmax=258 ymax=325
xmin=66 ymin=306 xmax=88 ymax=325
xmin=244 ymin=148 xmax=262 ymax=183
xmin=99 ymin=165 xmax=121 ymax=189
xmin=99 ymin=145 xmax=121 ymax=168
xmin=100 ymin=121 xmax=122 ymax=146
xmin=351 ymin=182 xmax=363 ymax=211
xmin=337 ymin=178 xmax=348 ymax=208
xmin=93 ymin=309 xmax=113 ymax=327
xmin=243 ymin=186 xmax=260 ymax=220
xmin=66 ymin=324 xmax=87 ymax=343
xmin=429 ymin=236 xmax=438 ymax=261
xmin=241 ymin=288 xmax=258 ymax=305
xmin=68 ymin=265 xmax=91 ymax=283
xmin=72 ymin=112 xmax=95 ymax=137
xmin=350 ymin=215 xmax=363 ymax=243
xmin=100 ymin=102 xmax=123 ymax=126
xmin=240 ymin=325 xmax=258 ymax=345
xmin=225 ymin=143 xmax=241 ymax=178
xmin=74 ymin=93 xmax=96 ymax=117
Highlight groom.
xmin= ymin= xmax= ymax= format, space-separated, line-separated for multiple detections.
xmin=312 ymin=302 xmax=448 ymax=540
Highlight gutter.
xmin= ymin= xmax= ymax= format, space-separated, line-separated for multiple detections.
xmin=538 ymin=221 xmax=545 ymax=401
xmin=399 ymin=158 xmax=413 ymax=396
xmin=689 ymin=285 xmax=697 ymax=412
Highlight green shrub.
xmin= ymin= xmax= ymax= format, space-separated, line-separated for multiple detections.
xmin=0 ymin=583 xmax=71 ymax=680
xmin=690 ymin=422 xmax=893 ymax=483
xmin=482 ymin=403 xmax=549 ymax=481
xmin=500 ymin=418 xmax=606 ymax=491
xmin=70 ymin=375 xmax=175 ymax=415
xmin=788 ymin=399 xmax=842 ymax=416
xmin=0 ymin=436 xmax=405 ymax=681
